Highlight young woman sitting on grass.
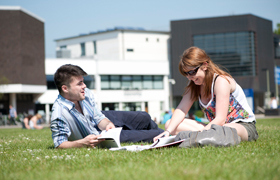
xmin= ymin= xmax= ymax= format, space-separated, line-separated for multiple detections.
xmin=154 ymin=47 xmax=258 ymax=142
xmin=23 ymin=113 xmax=43 ymax=130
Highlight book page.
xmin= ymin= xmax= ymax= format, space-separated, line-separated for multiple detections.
xmin=109 ymin=135 xmax=185 ymax=151
xmin=151 ymin=136 xmax=176 ymax=147
xmin=97 ymin=127 xmax=122 ymax=148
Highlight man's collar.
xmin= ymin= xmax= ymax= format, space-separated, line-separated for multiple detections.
xmin=58 ymin=94 xmax=75 ymax=110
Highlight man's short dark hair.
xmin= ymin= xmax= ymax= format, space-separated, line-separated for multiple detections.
xmin=54 ymin=64 xmax=87 ymax=94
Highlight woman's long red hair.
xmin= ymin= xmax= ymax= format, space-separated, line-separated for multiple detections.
xmin=179 ymin=47 xmax=232 ymax=101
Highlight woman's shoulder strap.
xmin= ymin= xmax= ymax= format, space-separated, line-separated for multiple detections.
xmin=213 ymin=74 xmax=219 ymax=91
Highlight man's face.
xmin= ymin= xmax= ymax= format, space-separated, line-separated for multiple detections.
xmin=64 ymin=75 xmax=87 ymax=102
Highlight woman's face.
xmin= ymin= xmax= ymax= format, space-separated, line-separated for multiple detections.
xmin=185 ymin=65 xmax=206 ymax=86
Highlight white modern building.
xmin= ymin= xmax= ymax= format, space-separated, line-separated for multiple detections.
xmin=38 ymin=27 xmax=172 ymax=123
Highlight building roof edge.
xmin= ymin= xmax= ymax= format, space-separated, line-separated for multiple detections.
xmin=0 ymin=6 xmax=45 ymax=22
xmin=54 ymin=29 xmax=170 ymax=42
xmin=171 ymin=14 xmax=272 ymax=23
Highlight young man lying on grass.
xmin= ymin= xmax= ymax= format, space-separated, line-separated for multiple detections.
xmin=51 ymin=64 xmax=164 ymax=149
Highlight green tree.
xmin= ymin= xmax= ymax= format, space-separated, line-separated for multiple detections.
xmin=274 ymin=23 xmax=280 ymax=35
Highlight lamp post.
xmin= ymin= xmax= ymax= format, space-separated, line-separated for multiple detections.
xmin=264 ymin=69 xmax=271 ymax=109
xmin=168 ymin=79 xmax=176 ymax=109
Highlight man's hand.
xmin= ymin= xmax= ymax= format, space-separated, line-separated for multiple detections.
xmin=98 ymin=118 xmax=115 ymax=131
xmin=57 ymin=134 xmax=105 ymax=149
xmin=82 ymin=134 xmax=104 ymax=148
xmin=105 ymin=122 xmax=115 ymax=131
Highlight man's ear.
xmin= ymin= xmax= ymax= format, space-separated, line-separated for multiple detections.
xmin=61 ymin=85 xmax=69 ymax=94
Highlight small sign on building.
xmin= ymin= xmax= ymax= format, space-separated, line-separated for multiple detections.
xmin=274 ymin=66 xmax=280 ymax=85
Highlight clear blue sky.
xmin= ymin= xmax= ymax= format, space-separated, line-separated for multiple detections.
xmin=1 ymin=0 xmax=280 ymax=58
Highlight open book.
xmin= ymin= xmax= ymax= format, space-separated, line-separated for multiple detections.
xmin=110 ymin=135 xmax=185 ymax=152
xmin=97 ymin=127 xmax=122 ymax=148
xmin=96 ymin=127 xmax=185 ymax=151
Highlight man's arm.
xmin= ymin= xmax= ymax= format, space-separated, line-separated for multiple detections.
xmin=56 ymin=118 xmax=114 ymax=149
xmin=98 ymin=118 xmax=115 ymax=131
xmin=57 ymin=134 xmax=104 ymax=149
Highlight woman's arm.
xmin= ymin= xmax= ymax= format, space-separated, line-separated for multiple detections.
xmin=153 ymin=91 xmax=194 ymax=141
xmin=166 ymin=92 xmax=195 ymax=133
xmin=23 ymin=118 xmax=31 ymax=129
xmin=203 ymin=76 xmax=232 ymax=130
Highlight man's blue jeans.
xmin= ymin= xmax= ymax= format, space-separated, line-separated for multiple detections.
xmin=102 ymin=111 xmax=164 ymax=143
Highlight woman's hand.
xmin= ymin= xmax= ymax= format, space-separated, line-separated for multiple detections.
xmin=201 ymin=125 xmax=211 ymax=131
xmin=153 ymin=130 xmax=170 ymax=142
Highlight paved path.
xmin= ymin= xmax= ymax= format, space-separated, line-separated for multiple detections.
xmin=255 ymin=114 xmax=280 ymax=119
xmin=0 ymin=123 xmax=50 ymax=129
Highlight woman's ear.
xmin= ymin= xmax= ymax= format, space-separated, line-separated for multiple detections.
xmin=202 ymin=62 xmax=208 ymax=70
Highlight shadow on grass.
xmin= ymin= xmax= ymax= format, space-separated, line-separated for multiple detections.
xmin=47 ymin=146 xmax=55 ymax=149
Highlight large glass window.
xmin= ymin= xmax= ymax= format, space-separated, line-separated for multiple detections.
xmin=100 ymin=75 xmax=164 ymax=90
xmin=193 ymin=31 xmax=256 ymax=76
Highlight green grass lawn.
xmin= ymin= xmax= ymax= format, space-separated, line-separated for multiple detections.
xmin=0 ymin=118 xmax=280 ymax=180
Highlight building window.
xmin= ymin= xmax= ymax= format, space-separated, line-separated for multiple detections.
xmin=157 ymin=38 xmax=159 ymax=42
xmin=101 ymin=75 xmax=110 ymax=89
xmin=102 ymin=103 xmax=119 ymax=111
xmin=84 ymin=75 xmax=95 ymax=89
xmin=46 ymin=75 xmax=95 ymax=90
xmin=193 ymin=31 xmax=256 ymax=76
xmin=127 ymin=49 xmax=134 ymax=52
xmin=110 ymin=75 xmax=121 ymax=89
xmin=80 ymin=42 xmax=85 ymax=56
xmin=121 ymin=75 xmax=132 ymax=90
xmin=17 ymin=94 xmax=33 ymax=102
xmin=60 ymin=45 xmax=67 ymax=49
xmin=123 ymin=102 xmax=142 ymax=111
xmin=153 ymin=76 xmax=164 ymax=89
xmin=46 ymin=75 xmax=56 ymax=89
xmin=132 ymin=76 xmax=142 ymax=90
xmin=143 ymin=76 xmax=153 ymax=89
xmin=100 ymin=75 xmax=164 ymax=90
xmin=274 ymin=37 xmax=280 ymax=58
xmin=146 ymin=38 xmax=149 ymax=42
xmin=93 ymin=41 xmax=97 ymax=54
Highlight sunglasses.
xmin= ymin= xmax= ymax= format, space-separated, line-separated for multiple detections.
xmin=184 ymin=65 xmax=201 ymax=76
